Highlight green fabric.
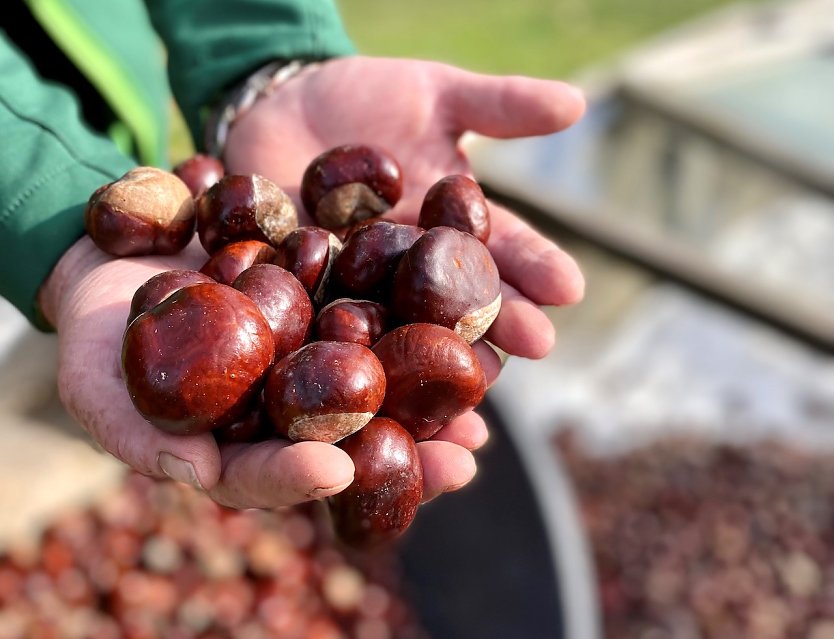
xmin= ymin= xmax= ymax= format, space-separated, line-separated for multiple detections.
xmin=0 ymin=35 xmax=136 ymax=326
xmin=0 ymin=0 xmax=355 ymax=327
xmin=145 ymin=0 xmax=356 ymax=146
xmin=26 ymin=0 xmax=170 ymax=167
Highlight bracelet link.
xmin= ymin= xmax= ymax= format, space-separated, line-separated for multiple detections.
xmin=205 ymin=60 xmax=316 ymax=159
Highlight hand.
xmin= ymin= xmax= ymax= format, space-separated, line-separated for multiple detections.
xmin=225 ymin=55 xmax=587 ymax=487
xmin=39 ymin=235 xmax=489 ymax=509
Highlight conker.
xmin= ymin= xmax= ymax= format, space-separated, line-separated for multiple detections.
xmin=392 ymin=226 xmax=501 ymax=343
xmin=272 ymin=227 xmax=342 ymax=305
xmin=127 ymin=269 xmax=214 ymax=325
xmin=301 ymin=144 xmax=403 ymax=229
xmin=315 ymin=299 xmax=387 ymax=347
xmin=84 ymin=167 xmax=195 ymax=256
xmin=372 ymin=324 xmax=486 ymax=441
xmin=214 ymin=400 xmax=272 ymax=444
xmin=196 ymin=174 xmax=297 ymax=254
xmin=122 ymin=283 xmax=274 ymax=435
xmin=330 ymin=221 xmax=424 ymax=301
xmin=329 ymin=417 xmax=423 ymax=549
xmin=232 ymin=264 xmax=313 ymax=362
xmin=418 ymin=174 xmax=490 ymax=243
xmin=263 ymin=342 xmax=385 ymax=444
xmin=172 ymin=154 xmax=225 ymax=197
xmin=199 ymin=240 xmax=277 ymax=286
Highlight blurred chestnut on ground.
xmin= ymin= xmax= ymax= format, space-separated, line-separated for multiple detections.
xmin=173 ymin=154 xmax=225 ymax=197
xmin=127 ymin=270 xmax=214 ymax=325
xmin=315 ymin=299 xmax=387 ymax=347
xmin=418 ymin=174 xmax=490 ymax=243
xmin=301 ymin=144 xmax=403 ymax=230
xmin=331 ymin=221 xmax=424 ymax=301
xmin=372 ymin=324 xmax=486 ymax=441
xmin=200 ymin=240 xmax=277 ymax=286
xmin=85 ymin=166 xmax=195 ymax=256
xmin=233 ymin=264 xmax=313 ymax=361
xmin=196 ymin=174 xmax=297 ymax=254
xmin=273 ymin=227 xmax=342 ymax=305
xmin=392 ymin=226 xmax=501 ymax=343
xmin=329 ymin=417 xmax=423 ymax=549
xmin=264 ymin=342 xmax=385 ymax=444
xmin=122 ymin=283 xmax=274 ymax=435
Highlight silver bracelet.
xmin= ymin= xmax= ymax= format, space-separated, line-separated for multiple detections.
xmin=204 ymin=59 xmax=317 ymax=158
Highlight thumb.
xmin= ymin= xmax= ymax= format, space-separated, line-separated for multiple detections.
xmin=439 ymin=66 xmax=586 ymax=139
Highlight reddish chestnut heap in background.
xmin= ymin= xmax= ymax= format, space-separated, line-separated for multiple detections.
xmin=89 ymin=144 xmax=508 ymax=549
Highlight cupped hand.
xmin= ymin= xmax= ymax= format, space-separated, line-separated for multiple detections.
xmin=226 ymin=56 xmax=586 ymax=358
xmin=38 ymin=234 xmax=489 ymax=509
xmin=225 ymin=55 xmax=587 ymax=491
xmin=40 ymin=56 xmax=584 ymax=510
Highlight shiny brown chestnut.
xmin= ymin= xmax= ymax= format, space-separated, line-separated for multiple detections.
xmin=172 ymin=154 xmax=225 ymax=197
xmin=315 ymin=299 xmax=387 ymax=347
xmin=127 ymin=269 xmax=214 ymax=325
xmin=84 ymin=167 xmax=195 ymax=256
xmin=301 ymin=144 xmax=403 ymax=229
xmin=200 ymin=240 xmax=277 ymax=286
xmin=418 ymin=174 xmax=490 ymax=243
xmin=263 ymin=341 xmax=385 ymax=444
xmin=122 ymin=283 xmax=274 ymax=435
xmin=372 ymin=324 xmax=486 ymax=441
xmin=330 ymin=221 xmax=424 ymax=301
xmin=273 ymin=227 xmax=342 ymax=305
xmin=214 ymin=399 xmax=272 ymax=444
xmin=328 ymin=417 xmax=423 ymax=549
xmin=233 ymin=264 xmax=313 ymax=362
xmin=196 ymin=174 xmax=297 ymax=254
xmin=392 ymin=226 xmax=501 ymax=343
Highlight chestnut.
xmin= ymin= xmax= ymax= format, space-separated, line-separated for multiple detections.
xmin=214 ymin=399 xmax=272 ymax=444
xmin=127 ymin=269 xmax=214 ymax=325
xmin=391 ymin=226 xmax=501 ymax=343
xmin=272 ymin=227 xmax=342 ymax=305
xmin=315 ymin=299 xmax=387 ymax=347
xmin=263 ymin=342 xmax=385 ymax=444
xmin=301 ymin=144 xmax=403 ymax=229
xmin=84 ymin=167 xmax=195 ymax=256
xmin=372 ymin=324 xmax=486 ymax=441
xmin=196 ymin=174 xmax=297 ymax=254
xmin=418 ymin=174 xmax=490 ymax=243
xmin=199 ymin=240 xmax=277 ymax=286
xmin=328 ymin=417 xmax=423 ymax=549
xmin=172 ymin=154 xmax=225 ymax=197
xmin=122 ymin=282 xmax=274 ymax=435
xmin=330 ymin=221 xmax=424 ymax=301
xmin=232 ymin=264 xmax=313 ymax=362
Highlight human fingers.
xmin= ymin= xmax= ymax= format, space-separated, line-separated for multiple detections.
xmin=484 ymin=281 xmax=556 ymax=359
xmin=430 ymin=411 xmax=489 ymax=451
xmin=487 ymin=201 xmax=585 ymax=307
xmin=207 ymin=440 xmax=355 ymax=509
xmin=439 ymin=66 xmax=585 ymax=139
xmin=417 ymin=440 xmax=477 ymax=503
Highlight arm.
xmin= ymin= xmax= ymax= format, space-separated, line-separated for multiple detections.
xmin=0 ymin=34 xmax=135 ymax=326
xmin=143 ymin=0 xmax=355 ymax=146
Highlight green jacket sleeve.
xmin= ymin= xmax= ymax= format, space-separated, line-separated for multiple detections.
xmin=0 ymin=35 xmax=136 ymax=327
xmin=145 ymin=0 xmax=356 ymax=147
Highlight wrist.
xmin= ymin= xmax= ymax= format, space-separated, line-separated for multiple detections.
xmin=204 ymin=59 xmax=319 ymax=160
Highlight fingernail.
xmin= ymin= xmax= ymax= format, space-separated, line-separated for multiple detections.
xmin=308 ymin=480 xmax=353 ymax=500
xmin=158 ymin=452 xmax=204 ymax=490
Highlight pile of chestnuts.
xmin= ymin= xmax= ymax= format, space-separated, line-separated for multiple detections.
xmin=84 ymin=144 xmax=502 ymax=549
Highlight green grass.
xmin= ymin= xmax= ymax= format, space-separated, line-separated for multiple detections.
xmin=338 ymin=0 xmax=756 ymax=79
